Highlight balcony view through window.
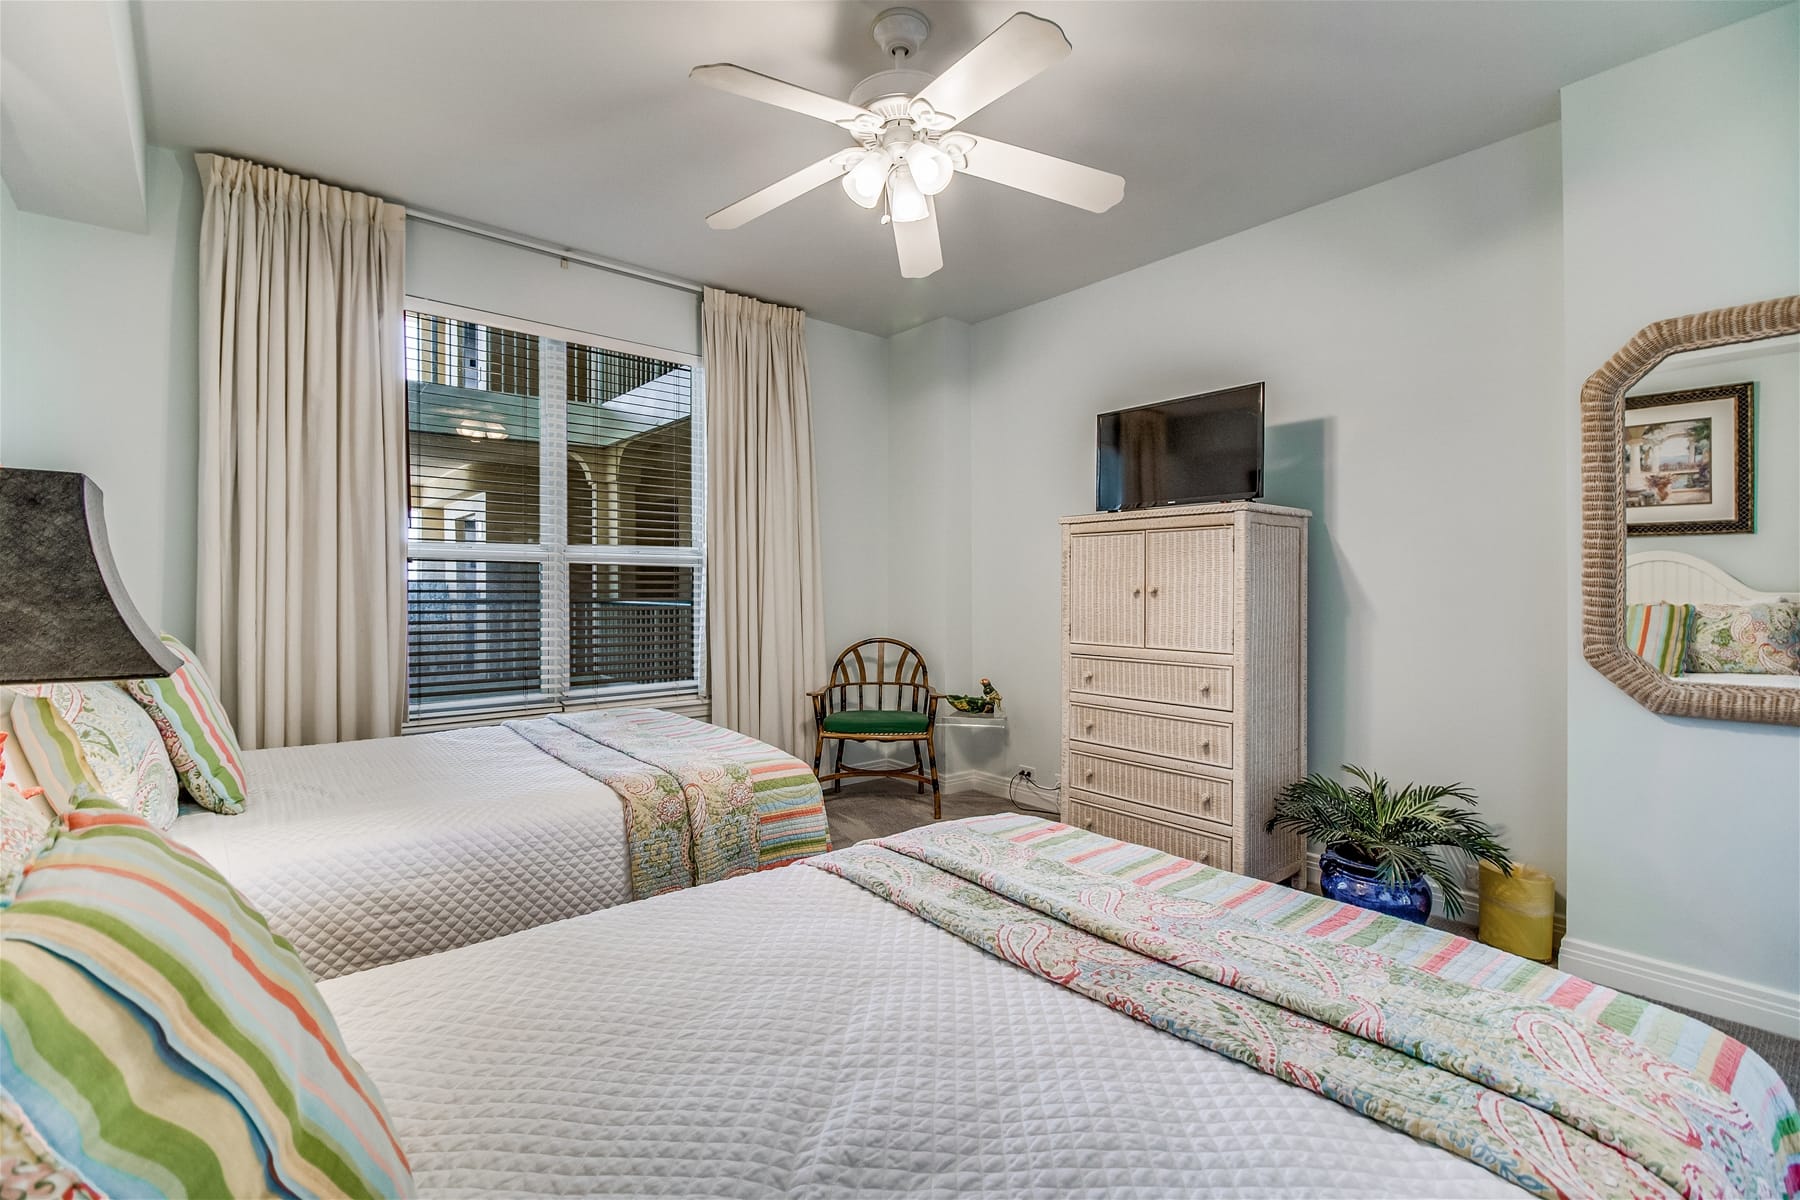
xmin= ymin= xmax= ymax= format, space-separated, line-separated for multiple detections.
xmin=405 ymin=308 xmax=701 ymax=717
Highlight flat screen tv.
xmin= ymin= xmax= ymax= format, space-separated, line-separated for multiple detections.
xmin=1096 ymin=382 xmax=1265 ymax=511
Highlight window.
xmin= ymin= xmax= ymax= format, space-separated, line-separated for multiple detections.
xmin=404 ymin=302 xmax=703 ymax=719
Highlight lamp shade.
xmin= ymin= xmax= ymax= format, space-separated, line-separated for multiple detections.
xmin=0 ymin=469 xmax=180 ymax=683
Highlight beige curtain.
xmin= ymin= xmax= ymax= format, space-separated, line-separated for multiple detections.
xmin=195 ymin=154 xmax=407 ymax=749
xmin=702 ymin=287 xmax=825 ymax=758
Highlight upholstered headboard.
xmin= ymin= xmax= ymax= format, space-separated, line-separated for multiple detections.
xmin=1625 ymin=550 xmax=1795 ymax=606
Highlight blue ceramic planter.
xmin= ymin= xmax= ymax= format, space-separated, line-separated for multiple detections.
xmin=1318 ymin=847 xmax=1432 ymax=924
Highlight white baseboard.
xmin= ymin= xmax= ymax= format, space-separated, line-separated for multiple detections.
xmin=940 ymin=767 xmax=1018 ymax=798
xmin=1556 ymin=938 xmax=1800 ymax=1039
xmin=1303 ymin=852 xmax=1568 ymax=941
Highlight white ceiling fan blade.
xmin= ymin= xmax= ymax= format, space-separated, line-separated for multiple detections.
xmin=956 ymin=136 xmax=1123 ymax=213
xmin=893 ymin=200 xmax=943 ymax=278
xmin=911 ymin=13 xmax=1071 ymax=130
xmin=690 ymin=64 xmax=875 ymax=128
xmin=706 ymin=155 xmax=846 ymax=230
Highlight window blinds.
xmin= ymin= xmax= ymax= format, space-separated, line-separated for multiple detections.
xmin=404 ymin=307 xmax=702 ymax=717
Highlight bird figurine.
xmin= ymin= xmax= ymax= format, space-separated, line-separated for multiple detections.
xmin=943 ymin=678 xmax=1004 ymax=714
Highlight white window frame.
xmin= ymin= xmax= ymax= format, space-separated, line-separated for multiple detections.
xmin=403 ymin=296 xmax=706 ymax=724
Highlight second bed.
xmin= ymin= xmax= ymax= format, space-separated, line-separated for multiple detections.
xmin=173 ymin=708 xmax=830 ymax=979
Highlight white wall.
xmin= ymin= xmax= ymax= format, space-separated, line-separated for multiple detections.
xmin=883 ymin=319 xmax=974 ymax=687
xmin=1559 ymin=3 xmax=1800 ymax=1030
xmin=806 ymin=316 xmax=893 ymax=656
xmin=405 ymin=221 xmax=700 ymax=359
xmin=954 ymin=126 xmax=1569 ymax=879
xmin=0 ymin=145 xmax=201 ymax=639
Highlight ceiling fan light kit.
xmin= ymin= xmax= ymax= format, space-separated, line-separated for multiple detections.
xmin=692 ymin=8 xmax=1125 ymax=279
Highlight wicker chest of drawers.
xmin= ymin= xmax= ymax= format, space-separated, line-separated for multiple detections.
xmin=1059 ymin=501 xmax=1308 ymax=883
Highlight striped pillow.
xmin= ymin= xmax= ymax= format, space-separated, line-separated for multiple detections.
xmin=0 ymin=690 xmax=47 ymax=807
xmin=122 ymin=636 xmax=248 ymax=815
xmin=5 ymin=693 xmax=101 ymax=811
xmin=1624 ymin=602 xmax=1692 ymax=675
xmin=0 ymin=792 xmax=413 ymax=1198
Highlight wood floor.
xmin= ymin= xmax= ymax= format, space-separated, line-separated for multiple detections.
xmin=822 ymin=779 xmax=1056 ymax=845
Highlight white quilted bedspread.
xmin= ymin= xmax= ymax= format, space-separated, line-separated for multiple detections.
xmin=320 ymin=865 xmax=1520 ymax=1198
xmin=173 ymin=727 xmax=628 ymax=980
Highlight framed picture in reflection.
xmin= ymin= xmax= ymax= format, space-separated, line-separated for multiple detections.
xmin=1623 ymin=382 xmax=1754 ymax=536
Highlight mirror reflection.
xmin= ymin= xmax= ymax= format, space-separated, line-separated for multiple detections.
xmin=1621 ymin=335 xmax=1799 ymax=686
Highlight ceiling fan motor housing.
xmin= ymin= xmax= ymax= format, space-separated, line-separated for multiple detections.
xmin=851 ymin=73 xmax=935 ymax=118
xmin=871 ymin=8 xmax=930 ymax=60
xmin=851 ymin=7 xmax=933 ymax=111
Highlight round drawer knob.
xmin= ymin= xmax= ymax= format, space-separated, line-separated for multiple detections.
xmin=1199 ymin=686 xmax=1211 ymax=696
xmin=1082 ymin=673 xmax=1093 ymax=684
xmin=1149 ymin=586 xmax=1160 ymax=597
xmin=1083 ymin=770 xmax=1094 ymax=781
xmin=1084 ymin=723 xmax=1094 ymax=734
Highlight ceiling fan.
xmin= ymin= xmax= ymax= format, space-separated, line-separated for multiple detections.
xmin=691 ymin=8 xmax=1125 ymax=279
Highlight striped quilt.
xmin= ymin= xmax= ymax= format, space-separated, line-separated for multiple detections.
xmin=509 ymin=708 xmax=829 ymax=897
xmin=814 ymin=814 xmax=1798 ymax=1199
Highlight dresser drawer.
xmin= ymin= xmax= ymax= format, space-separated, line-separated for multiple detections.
xmin=1065 ymin=796 xmax=1234 ymax=871
xmin=1069 ymin=656 xmax=1232 ymax=711
xmin=1067 ymin=752 xmax=1233 ymax=826
xmin=1068 ymin=704 xmax=1233 ymax=769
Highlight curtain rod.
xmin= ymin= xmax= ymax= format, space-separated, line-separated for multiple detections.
xmin=405 ymin=208 xmax=705 ymax=297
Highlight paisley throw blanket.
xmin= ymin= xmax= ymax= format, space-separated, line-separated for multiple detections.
xmin=810 ymin=819 xmax=1797 ymax=1200
xmin=509 ymin=708 xmax=829 ymax=897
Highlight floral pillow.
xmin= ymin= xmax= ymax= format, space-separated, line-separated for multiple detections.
xmin=1682 ymin=601 xmax=1800 ymax=675
xmin=8 ymin=683 xmax=180 ymax=829
xmin=0 ymin=782 xmax=50 ymax=887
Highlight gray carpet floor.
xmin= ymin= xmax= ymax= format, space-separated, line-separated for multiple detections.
xmin=822 ymin=780 xmax=1800 ymax=1098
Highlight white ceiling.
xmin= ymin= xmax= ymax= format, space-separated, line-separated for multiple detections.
xmin=2 ymin=0 xmax=147 ymax=232
xmin=134 ymin=0 xmax=1774 ymax=335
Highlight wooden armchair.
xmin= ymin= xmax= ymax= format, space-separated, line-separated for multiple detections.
xmin=809 ymin=638 xmax=943 ymax=817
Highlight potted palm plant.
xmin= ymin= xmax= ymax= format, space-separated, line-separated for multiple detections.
xmin=1265 ymin=765 xmax=1512 ymax=924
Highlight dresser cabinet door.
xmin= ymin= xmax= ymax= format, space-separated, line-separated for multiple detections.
xmin=1067 ymin=532 xmax=1145 ymax=647
xmin=1144 ymin=527 xmax=1234 ymax=653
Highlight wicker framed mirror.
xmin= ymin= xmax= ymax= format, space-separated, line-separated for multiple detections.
xmin=1580 ymin=294 xmax=1800 ymax=725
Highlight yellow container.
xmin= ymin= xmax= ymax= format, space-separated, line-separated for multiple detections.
xmin=1477 ymin=862 xmax=1557 ymax=962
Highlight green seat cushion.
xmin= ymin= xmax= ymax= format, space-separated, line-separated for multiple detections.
xmin=823 ymin=709 xmax=929 ymax=735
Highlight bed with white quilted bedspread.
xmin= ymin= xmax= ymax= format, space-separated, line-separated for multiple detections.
xmin=173 ymin=726 xmax=629 ymax=980
xmin=321 ymin=863 xmax=1524 ymax=1197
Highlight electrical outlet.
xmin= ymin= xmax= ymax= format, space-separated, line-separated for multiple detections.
xmin=1017 ymin=765 xmax=1036 ymax=782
